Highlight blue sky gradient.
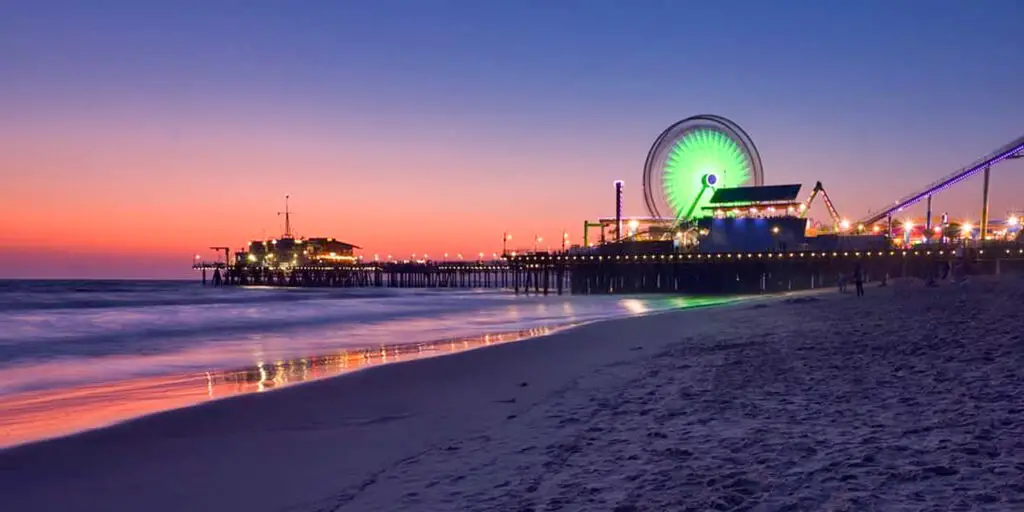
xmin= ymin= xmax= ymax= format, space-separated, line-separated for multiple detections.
xmin=1 ymin=0 xmax=1022 ymax=276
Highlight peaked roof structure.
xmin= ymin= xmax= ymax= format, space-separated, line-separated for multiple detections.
xmin=708 ymin=184 xmax=802 ymax=205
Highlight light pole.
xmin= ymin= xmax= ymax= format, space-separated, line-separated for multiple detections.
xmin=534 ymin=235 xmax=542 ymax=252
xmin=562 ymin=230 xmax=568 ymax=251
xmin=503 ymin=232 xmax=511 ymax=255
xmin=614 ymin=180 xmax=623 ymax=242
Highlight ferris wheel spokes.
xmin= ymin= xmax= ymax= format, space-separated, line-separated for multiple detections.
xmin=643 ymin=115 xmax=764 ymax=223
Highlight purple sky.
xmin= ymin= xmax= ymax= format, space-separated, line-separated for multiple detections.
xmin=2 ymin=0 xmax=1022 ymax=277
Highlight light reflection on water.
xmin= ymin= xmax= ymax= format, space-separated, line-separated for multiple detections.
xmin=618 ymin=299 xmax=650 ymax=314
xmin=0 ymin=291 xmax=742 ymax=449
xmin=0 ymin=324 xmax=563 ymax=449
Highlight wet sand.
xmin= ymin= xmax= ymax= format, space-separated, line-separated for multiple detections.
xmin=0 ymin=325 xmax=564 ymax=448
xmin=2 ymin=276 xmax=1023 ymax=511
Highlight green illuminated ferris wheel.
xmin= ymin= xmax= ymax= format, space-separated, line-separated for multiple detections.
xmin=642 ymin=115 xmax=764 ymax=222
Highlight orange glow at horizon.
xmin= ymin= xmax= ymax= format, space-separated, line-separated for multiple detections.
xmin=1 ymin=114 xmax=623 ymax=277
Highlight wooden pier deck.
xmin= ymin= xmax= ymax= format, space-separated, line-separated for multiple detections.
xmin=194 ymin=245 xmax=1024 ymax=295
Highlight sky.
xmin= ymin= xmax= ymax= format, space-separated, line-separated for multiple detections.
xmin=1 ymin=0 xmax=1022 ymax=278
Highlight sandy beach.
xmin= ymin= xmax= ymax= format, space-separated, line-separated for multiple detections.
xmin=2 ymin=276 xmax=1023 ymax=511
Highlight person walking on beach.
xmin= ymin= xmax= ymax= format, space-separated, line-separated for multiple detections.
xmin=952 ymin=259 xmax=968 ymax=285
xmin=854 ymin=262 xmax=865 ymax=297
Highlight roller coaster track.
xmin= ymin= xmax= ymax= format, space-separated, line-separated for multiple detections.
xmin=858 ymin=134 xmax=1024 ymax=226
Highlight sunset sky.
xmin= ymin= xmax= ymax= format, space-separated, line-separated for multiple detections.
xmin=2 ymin=0 xmax=1022 ymax=278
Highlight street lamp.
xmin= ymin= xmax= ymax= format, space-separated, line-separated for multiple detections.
xmin=503 ymin=232 xmax=511 ymax=255
xmin=562 ymin=230 xmax=568 ymax=251
xmin=534 ymin=235 xmax=542 ymax=252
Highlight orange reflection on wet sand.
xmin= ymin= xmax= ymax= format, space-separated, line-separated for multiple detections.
xmin=0 ymin=325 xmax=560 ymax=448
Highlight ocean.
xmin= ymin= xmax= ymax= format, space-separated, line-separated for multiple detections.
xmin=0 ymin=280 xmax=735 ymax=447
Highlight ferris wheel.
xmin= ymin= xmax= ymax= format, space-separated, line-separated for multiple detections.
xmin=642 ymin=115 xmax=764 ymax=223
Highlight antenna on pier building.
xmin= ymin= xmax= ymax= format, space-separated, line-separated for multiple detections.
xmin=278 ymin=194 xmax=294 ymax=239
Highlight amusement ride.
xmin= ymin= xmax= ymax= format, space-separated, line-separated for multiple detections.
xmin=642 ymin=114 xmax=764 ymax=224
xmin=579 ymin=113 xmax=1024 ymax=251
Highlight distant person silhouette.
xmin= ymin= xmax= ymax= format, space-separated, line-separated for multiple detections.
xmin=854 ymin=263 xmax=864 ymax=297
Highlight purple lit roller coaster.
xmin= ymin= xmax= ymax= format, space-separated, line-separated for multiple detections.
xmin=858 ymin=134 xmax=1024 ymax=226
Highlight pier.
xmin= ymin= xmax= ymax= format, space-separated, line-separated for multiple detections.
xmin=193 ymin=261 xmax=524 ymax=291
xmin=193 ymin=116 xmax=1023 ymax=296
xmin=550 ymin=245 xmax=1024 ymax=294
xmin=194 ymin=244 xmax=1024 ymax=295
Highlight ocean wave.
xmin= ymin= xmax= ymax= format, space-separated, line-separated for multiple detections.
xmin=0 ymin=279 xmax=467 ymax=311
xmin=0 ymin=280 xmax=729 ymax=397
